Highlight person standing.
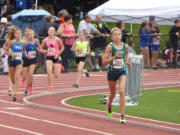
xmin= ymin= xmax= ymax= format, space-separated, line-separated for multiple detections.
xmin=71 ymin=32 xmax=90 ymax=88
xmin=169 ymin=19 xmax=180 ymax=68
xmin=148 ymin=16 xmax=158 ymax=67
xmin=41 ymin=27 xmax=64 ymax=91
xmin=78 ymin=14 xmax=104 ymax=70
xmin=92 ymin=14 xmax=110 ymax=70
xmin=151 ymin=27 xmax=162 ymax=69
xmin=103 ymin=27 xmax=131 ymax=123
xmin=139 ymin=22 xmax=151 ymax=68
xmin=116 ymin=21 xmax=132 ymax=43
xmin=57 ymin=15 xmax=76 ymax=72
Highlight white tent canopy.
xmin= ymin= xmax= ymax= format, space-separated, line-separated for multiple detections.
xmin=88 ymin=0 xmax=180 ymax=25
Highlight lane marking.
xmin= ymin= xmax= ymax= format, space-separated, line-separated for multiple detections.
xmin=1 ymin=107 xmax=24 ymax=110
xmin=0 ymin=124 xmax=43 ymax=135
xmin=0 ymin=100 xmax=23 ymax=106
xmin=168 ymin=90 xmax=180 ymax=93
xmin=0 ymin=110 xmax=113 ymax=135
xmin=61 ymin=89 xmax=180 ymax=127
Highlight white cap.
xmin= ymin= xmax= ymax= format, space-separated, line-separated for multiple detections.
xmin=0 ymin=17 xmax=8 ymax=24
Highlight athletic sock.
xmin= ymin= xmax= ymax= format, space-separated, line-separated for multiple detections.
xmin=108 ymin=103 xmax=112 ymax=113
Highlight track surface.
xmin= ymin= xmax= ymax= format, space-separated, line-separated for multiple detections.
xmin=0 ymin=69 xmax=180 ymax=135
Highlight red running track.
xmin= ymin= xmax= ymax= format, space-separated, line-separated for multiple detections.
xmin=0 ymin=69 xmax=179 ymax=135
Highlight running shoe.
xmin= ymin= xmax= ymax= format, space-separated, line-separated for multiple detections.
xmin=48 ymin=87 xmax=53 ymax=92
xmin=107 ymin=112 xmax=112 ymax=118
xmin=25 ymin=91 xmax=29 ymax=96
xmin=85 ymin=72 xmax=89 ymax=77
xmin=12 ymin=95 xmax=17 ymax=101
xmin=8 ymin=90 xmax=13 ymax=96
xmin=120 ymin=115 xmax=126 ymax=123
xmin=73 ymin=84 xmax=79 ymax=88
xmin=29 ymin=88 xmax=33 ymax=95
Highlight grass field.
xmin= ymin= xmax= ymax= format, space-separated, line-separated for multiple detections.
xmin=67 ymin=87 xmax=180 ymax=124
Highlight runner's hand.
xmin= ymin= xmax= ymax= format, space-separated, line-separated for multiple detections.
xmin=54 ymin=54 xmax=59 ymax=59
xmin=89 ymin=34 xmax=94 ymax=39
xmin=126 ymin=61 xmax=132 ymax=67
xmin=114 ymin=51 xmax=120 ymax=59
xmin=43 ymin=50 xmax=47 ymax=53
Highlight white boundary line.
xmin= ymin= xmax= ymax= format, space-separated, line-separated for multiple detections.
xmin=61 ymin=87 xmax=180 ymax=126
xmin=0 ymin=124 xmax=43 ymax=135
xmin=0 ymin=110 xmax=112 ymax=135
xmin=0 ymin=100 xmax=23 ymax=106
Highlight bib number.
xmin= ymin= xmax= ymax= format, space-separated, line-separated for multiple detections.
xmin=48 ymin=48 xmax=55 ymax=55
xmin=113 ymin=59 xmax=124 ymax=69
xmin=77 ymin=49 xmax=85 ymax=57
xmin=14 ymin=53 xmax=22 ymax=60
xmin=28 ymin=51 xmax=36 ymax=59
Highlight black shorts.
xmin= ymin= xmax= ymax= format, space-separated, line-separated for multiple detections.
xmin=46 ymin=56 xmax=62 ymax=64
xmin=23 ymin=58 xmax=37 ymax=67
xmin=8 ymin=57 xmax=23 ymax=67
xmin=91 ymin=36 xmax=107 ymax=49
xmin=75 ymin=57 xmax=86 ymax=64
xmin=107 ymin=70 xmax=127 ymax=81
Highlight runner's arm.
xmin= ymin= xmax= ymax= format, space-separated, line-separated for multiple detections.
xmin=4 ymin=41 xmax=13 ymax=57
xmin=125 ymin=45 xmax=131 ymax=67
xmin=39 ymin=39 xmax=47 ymax=53
xmin=71 ymin=42 xmax=76 ymax=52
xmin=57 ymin=37 xmax=64 ymax=55
xmin=87 ymin=42 xmax=90 ymax=55
xmin=23 ymin=41 xmax=28 ymax=58
xmin=102 ymin=45 xmax=116 ymax=66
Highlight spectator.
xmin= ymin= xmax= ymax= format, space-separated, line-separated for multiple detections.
xmin=139 ymin=22 xmax=151 ymax=68
xmin=78 ymin=14 xmax=103 ymax=70
xmin=6 ymin=15 xmax=12 ymax=27
xmin=0 ymin=17 xmax=8 ymax=73
xmin=92 ymin=14 xmax=110 ymax=70
xmin=0 ymin=17 xmax=8 ymax=47
xmin=162 ymin=41 xmax=171 ymax=66
xmin=56 ymin=9 xmax=69 ymax=25
xmin=151 ymin=27 xmax=162 ymax=69
xmin=128 ymin=40 xmax=136 ymax=55
xmin=169 ymin=19 xmax=180 ymax=68
xmin=148 ymin=16 xmax=159 ymax=67
xmin=39 ymin=15 xmax=59 ymax=37
xmin=116 ymin=20 xmax=132 ymax=43
xmin=57 ymin=15 xmax=76 ymax=72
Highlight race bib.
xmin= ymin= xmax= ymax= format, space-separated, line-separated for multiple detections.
xmin=113 ymin=59 xmax=124 ymax=69
xmin=28 ymin=51 xmax=36 ymax=59
xmin=14 ymin=53 xmax=22 ymax=60
xmin=48 ymin=48 xmax=55 ymax=55
xmin=77 ymin=49 xmax=85 ymax=57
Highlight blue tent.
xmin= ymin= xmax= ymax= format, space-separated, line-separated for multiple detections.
xmin=12 ymin=9 xmax=51 ymax=36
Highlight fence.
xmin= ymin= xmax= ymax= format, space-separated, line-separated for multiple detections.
xmin=99 ymin=54 xmax=144 ymax=106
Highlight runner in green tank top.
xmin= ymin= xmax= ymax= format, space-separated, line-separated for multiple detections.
xmin=103 ymin=27 xmax=131 ymax=123
xmin=71 ymin=32 xmax=90 ymax=88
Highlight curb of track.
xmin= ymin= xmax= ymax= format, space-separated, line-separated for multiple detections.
xmin=23 ymin=84 xmax=180 ymax=134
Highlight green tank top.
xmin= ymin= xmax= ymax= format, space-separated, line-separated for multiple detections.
xmin=75 ymin=40 xmax=88 ymax=57
xmin=108 ymin=42 xmax=126 ymax=71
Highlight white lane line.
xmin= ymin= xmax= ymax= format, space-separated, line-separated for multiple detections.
xmin=0 ymin=94 xmax=8 ymax=97
xmin=0 ymin=110 xmax=112 ymax=135
xmin=0 ymin=100 xmax=23 ymax=106
xmin=61 ymin=91 xmax=180 ymax=127
xmin=0 ymin=124 xmax=43 ymax=135
xmin=1 ymin=107 xmax=24 ymax=110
